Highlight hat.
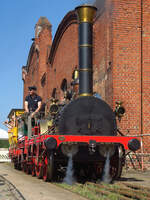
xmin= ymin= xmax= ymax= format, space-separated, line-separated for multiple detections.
xmin=28 ymin=86 xmax=37 ymax=91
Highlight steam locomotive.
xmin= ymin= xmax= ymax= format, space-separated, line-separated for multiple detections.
xmin=6 ymin=5 xmax=140 ymax=182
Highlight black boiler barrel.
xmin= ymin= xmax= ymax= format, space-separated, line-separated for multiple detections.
xmin=75 ymin=5 xmax=97 ymax=96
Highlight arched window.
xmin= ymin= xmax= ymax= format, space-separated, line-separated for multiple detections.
xmin=41 ymin=73 xmax=46 ymax=87
xmin=60 ymin=79 xmax=67 ymax=92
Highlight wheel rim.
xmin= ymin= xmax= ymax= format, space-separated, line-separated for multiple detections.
xmin=43 ymin=157 xmax=48 ymax=181
xmin=22 ymin=163 xmax=27 ymax=172
xmin=35 ymin=162 xmax=43 ymax=178
xmin=43 ymin=153 xmax=54 ymax=182
xmin=26 ymin=164 xmax=31 ymax=174
xmin=32 ymin=164 xmax=36 ymax=176
xmin=110 ymin=147 xmax=123 ymax=179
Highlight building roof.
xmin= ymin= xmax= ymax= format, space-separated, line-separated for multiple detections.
xmin=7 ymin=109 xmax=24 ymax=119
xmin=36 ymin=17 xmax=52 ymax=27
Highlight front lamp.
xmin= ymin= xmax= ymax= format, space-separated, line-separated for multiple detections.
xmin=115 ymin=101 xmax=125 ymax=121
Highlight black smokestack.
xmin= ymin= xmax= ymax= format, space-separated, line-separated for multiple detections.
xmin=75 ymin=5 xmax=97 ymax=96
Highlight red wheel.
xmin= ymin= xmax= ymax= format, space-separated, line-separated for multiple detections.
xmin=35 ymin=162 xmax=43 ymax=178
xmin=43 ymin=157 xmax=48 ymax=181
xmin=22 ymin=163 xmax=27 ymax=172
xmin=35 ymin=143 xmax=43 ymax=178
xmin=43 ymin=154 xmax=54 ymax=182
xmin=14 ymin=160 xmax=18 ymax=170
xmin=26 ymin=164 xmax=31 ymax=174
xmin=31 ymin=164 xmax=36 ymax=176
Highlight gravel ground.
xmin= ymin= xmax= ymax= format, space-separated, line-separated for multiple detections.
xmin=0 ymin=163 xmax=87 ymax=200
xmin=0 ymin=177 xmax=16 ymax=200
xmin=119 ymin=169 xmax=150 ymax=187
xmin=0 ymin=175 xmax=25 ymax=200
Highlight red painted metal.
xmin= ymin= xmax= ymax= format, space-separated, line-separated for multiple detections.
xmin=43 ymin=135 xmax=138 ymax=150
xmin=15 ymin=134 xmax=139 ymax=150
xmin=9 ymin=130 xmax=140 ymax=175
xmin=10 ymin=134 xmax=140 ymax=155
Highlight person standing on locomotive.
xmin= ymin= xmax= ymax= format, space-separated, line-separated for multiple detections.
xmin=24 ymin=86 xmax=42 ymax=137
xmin=25 ymin=86 xmax=42 ymax=117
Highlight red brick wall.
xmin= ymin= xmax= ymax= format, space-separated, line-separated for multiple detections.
xmin=23 ymin=25 xmax=52 ymax=104
xmin=47 ymin=23 xmax=78 ymax=101
xmin=112 ymin=0 xmax=142 ymax=137
xmin=93 ymin=1 xmax=113 ymax=106
xmin=94 ymin=13 xmax=110 ymax=102
xmin=36 ymin=27 xmax=52 ymax=101
xmin=111 ymin=0 xmax=150 ymax=156
xmin=23 ymin=44 xmax=40 ymax=102
xmin=142 ymin=0 xmax=150 ymax=153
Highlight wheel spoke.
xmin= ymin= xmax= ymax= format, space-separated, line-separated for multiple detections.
xmin=43 ymin=154 xmax=54 ymax=182
xmin=32 ymin=164 xmax=36 ymax=176
xmin=35 ymin=162 xmax=43 ymax=178
xmin=43 ymin=158 xmax=48 ymax=181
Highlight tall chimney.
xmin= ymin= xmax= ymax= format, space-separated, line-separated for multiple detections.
xmin=75 ymin=5 xmax=97 ymax=96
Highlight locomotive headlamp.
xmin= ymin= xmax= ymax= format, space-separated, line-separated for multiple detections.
xmin=50 ymin=104 xmax=58 ymax=114
xmin=61 ymin=143 xmax=79 ymax=156
xmin=115 ymin=101 xmax=125 ymax=121
xmin=49 ymin=98 xmax=59 ymax=115
xmin=128 ymin=138 xmax=140 ymax=152
xmin=99 ymin=144 xmax=115 ymax=157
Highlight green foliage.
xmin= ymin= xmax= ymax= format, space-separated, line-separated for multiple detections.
xmin=56 ymin=183 xmax=107 ymax=200
xmin=0 ymin=140 xmax=9 ymax=148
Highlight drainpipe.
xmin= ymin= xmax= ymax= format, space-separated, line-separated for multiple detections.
xmin=141 ymin=0 xmax=144 ymax=170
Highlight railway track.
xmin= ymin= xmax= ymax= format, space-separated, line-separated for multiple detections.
xmin=85 ymin=182 xmax=150 ymax=200
xmin=0 ymin=175 xmax=26 ymax=200
xmin=56 ymin=181 xmax=150 ymax=200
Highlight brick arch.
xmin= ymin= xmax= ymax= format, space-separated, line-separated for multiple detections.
xmin=49 ymin=10 xmax=77 ymax=65
xmin=26 ymin=42 xmax=35 ymax=72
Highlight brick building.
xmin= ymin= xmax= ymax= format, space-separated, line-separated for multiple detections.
xmin=22 ymin=0 xmax=150 ymax=168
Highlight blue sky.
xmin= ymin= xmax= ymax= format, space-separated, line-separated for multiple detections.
xmin=0 ymin=0 xmax=95 ymax=130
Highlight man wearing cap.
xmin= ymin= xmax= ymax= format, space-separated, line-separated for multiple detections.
xmin=24 ymin=86 xmax=42 ymax=138
xmin=25 ymin=86 xmax=42 ymax=118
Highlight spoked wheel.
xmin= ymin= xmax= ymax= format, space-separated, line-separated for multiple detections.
xmin=14 ymin=161 xmax=18 ymax=170
xmin=13 ymin=158 xmax=18 ymax=169
xmin=31 ymin=164 xmax=36 ymax=177
xmin=110 ymin=157 xmax=123 ymax=179
xmin=26 ymin=164 xmax=31 ymax=174
xmin=22 ymin=162 xmax=27 ymax=172
xmin=43 ymin=153 xmax=54 ymax=182
xmin=110 ymin=146 xmax=124 ymax=180
xmin=17 ymin=162 xmax=22 ymax=170
xmin=14 ymin=158 xmax=21 ymax=170
xmin=35 ymin=162 xmax=43 ymax=179
xmin=21 ymin=154 xmax=26 ymax=172
xmin=43 ymin=157 xmax=48 ymax=182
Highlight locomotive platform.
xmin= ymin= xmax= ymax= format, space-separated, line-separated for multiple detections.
xmin=0 ymin=163 xmax=87 ymax=200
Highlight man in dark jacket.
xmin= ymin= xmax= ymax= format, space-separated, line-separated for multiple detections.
xmin=25 ymin=86 xmax=42 ymax=118
xmin=24 ymin=86 xmax=42 ymax=138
